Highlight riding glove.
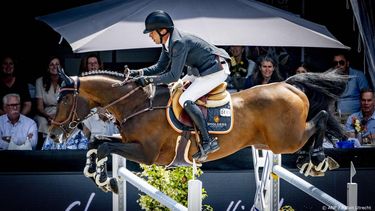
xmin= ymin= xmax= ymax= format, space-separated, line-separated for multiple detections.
xmin=129 ymin=69 xmax=143 ymax=77
xmin=135 ymin=76 xmax=154 ymax=87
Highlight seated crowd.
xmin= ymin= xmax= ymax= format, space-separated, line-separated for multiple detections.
xmin=0 ymin=48 xmax=374 ymax=150
xmin=0 ymin=54 xmax=119 ymax=150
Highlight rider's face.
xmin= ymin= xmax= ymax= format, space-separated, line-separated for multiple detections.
xmin=148 ymin=29 xmax=168 ymax=44
xmin=149 ymin=30 xmax=161 ymax=44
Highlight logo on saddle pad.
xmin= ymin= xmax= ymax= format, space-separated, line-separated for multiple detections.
xmin=166 ymin=82 xmax=233 ymax=134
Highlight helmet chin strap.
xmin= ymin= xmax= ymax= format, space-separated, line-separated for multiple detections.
xmin=157 ymin=29 xmax=168 ymax=44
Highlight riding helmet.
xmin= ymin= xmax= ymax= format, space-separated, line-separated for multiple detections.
xmin=143 ymin=10 xmax=174 ymax=34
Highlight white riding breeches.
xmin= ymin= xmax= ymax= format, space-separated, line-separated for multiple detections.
xmin=179 ymin=60 xmax=229 ymax=107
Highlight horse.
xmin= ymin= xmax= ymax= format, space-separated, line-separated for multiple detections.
xmin=48 ymin=69 xmax=347 ymax=193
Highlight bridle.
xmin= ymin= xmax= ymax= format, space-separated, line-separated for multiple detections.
xmin=50 ymin=77 xmax=81 ymax=137
xmin=50 ymin=76 xmax=144 ymax=137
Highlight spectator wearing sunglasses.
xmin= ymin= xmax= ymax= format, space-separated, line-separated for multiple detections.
xmin=333 ymin=52 xmax=369 ymax=115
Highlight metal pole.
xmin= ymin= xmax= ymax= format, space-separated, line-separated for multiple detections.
xmin=118 ymin=167 xmax=188 ymax=211
xmin=112 ymin=154 xmax=126 ymax=211
xmin=273 ymin=165 xmax=347 ymax=211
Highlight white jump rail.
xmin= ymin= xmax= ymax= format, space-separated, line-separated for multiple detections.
xmin=252 ymin=147 xmax=354 ymax=211
xmin=112 ymin=154 xmax=201 ymax=211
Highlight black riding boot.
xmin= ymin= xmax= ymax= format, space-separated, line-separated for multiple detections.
xmin=184 ymin=100 xmax=220 ymax=159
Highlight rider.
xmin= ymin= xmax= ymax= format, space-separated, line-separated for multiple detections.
xmin=131 ymin=10 xmax=230 ymax=159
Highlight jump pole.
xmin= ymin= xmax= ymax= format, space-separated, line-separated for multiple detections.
xmin=273 ymin=165 xmax=347 ymax=211
xmin=252 ymin=148 xmax=352 ymax=211
xmin=112 ymin=154 xmax=201 ymax=211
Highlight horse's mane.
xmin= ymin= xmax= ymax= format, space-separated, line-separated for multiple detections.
xmin=81 ymin=70 xmax=125 ymax=79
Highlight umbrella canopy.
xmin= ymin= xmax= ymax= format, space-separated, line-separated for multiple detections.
xmin=36 ymin=0 xmax=349 ymax=53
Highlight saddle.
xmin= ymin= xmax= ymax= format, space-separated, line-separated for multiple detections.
xmin=166 ymin=82 xmax=233 ymax=167
xmin=166 ymin=81 xmax=233 ymax=135
xmin=170 ymin=82 xmax=231 ymax=127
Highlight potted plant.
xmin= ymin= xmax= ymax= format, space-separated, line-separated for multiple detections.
xmin=137 ymin=164 xmax=212 ymax=210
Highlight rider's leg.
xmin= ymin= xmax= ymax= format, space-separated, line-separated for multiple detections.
xmin=184 ymin=100 xmax=220 ymax=155
xmin=179 ymin=68 xmax=228 ymax=158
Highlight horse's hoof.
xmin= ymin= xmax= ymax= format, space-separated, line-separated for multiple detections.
xmin=299 ymin=162 xmax=313 ymax=177
xmin=314 ymin=158 xmax=329 ymax=172
xmin=296 ymin=155 xmax=310 ymax=170
xmin=308 ymin=168 xmax=325 ymax=177
xmin=326 ymin=156 xmax=340 ymax=170
xmin=98 ymin=184 xmax=110 ymax=193
xmin=109 ymin=178 xmax=119 ymax=194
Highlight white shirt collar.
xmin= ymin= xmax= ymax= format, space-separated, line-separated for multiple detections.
xmin=164 ymin=35 xmax=170 ymax=52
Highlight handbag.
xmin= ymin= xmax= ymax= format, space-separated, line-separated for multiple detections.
xmin=8 ymin=139 xmax=32 ymax=150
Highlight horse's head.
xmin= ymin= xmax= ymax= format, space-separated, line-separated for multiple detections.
xmin=48 ymin=68 xmax=90 ymax=143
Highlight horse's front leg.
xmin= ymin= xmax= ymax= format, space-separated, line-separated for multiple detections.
xmin=95 ymin=141 xmax=159 ymax=193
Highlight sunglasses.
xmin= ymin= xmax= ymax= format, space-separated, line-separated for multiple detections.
xmin=332 ymin=60 xmax=346 ymax=66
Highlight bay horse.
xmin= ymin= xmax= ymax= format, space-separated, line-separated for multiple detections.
xmin=49 ymin=69 xmax=346 ymax=193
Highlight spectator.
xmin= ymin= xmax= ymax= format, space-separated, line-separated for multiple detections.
xmin=0 ymin=93 xmax=38 ymax=150
xmin=295 ymin=63 xmax=310 ymax=74
xmin=42 ymin=129 xmax=89 ymax=150
xmin=244 ymin=56 xmax=283 ymax=89
xmin=79 ymin=53 xmax=103 ymax=74
xmin=34 ymin=56 xmax=63 ymax=148
xmin=226 ymin=46 xmax=256 ymax=92
xmin=345 ymin=89 xmax=375 ymax=145
xmin=82 ymin=107 xmax=119 ymax=141
xmin=334 ymin=51 xmax=369 ymax=115
xmin=0 ymin=56 xmax=32 ymax=116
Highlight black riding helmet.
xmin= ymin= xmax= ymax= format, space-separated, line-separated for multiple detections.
xmin=143 ymin=10 xmax=174 ymax=34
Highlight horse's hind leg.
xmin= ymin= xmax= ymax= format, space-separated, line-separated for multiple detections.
xmin=310 ymin=110 xmax=329 ymax=172
xmin=299 ymin=110 xmax=329 ymax=176
xmin=296 ymin=136 xmax=314 ymax=169
xmin=311 ymin=111 xmax=329 ymax=172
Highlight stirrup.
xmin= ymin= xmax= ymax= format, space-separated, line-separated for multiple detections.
xmin=192 ymin=143 xmax=208 ymax=162
xmin=192 ymin=137 xmax=219 ymax=162
xmin=202 ymin=137 xmax=220 ymax=154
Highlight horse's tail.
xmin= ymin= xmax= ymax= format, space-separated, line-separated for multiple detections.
xmin=285 ymin=70 xmax=348 ymax=140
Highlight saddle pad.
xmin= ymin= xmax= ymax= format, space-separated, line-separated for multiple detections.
xmin=167 ymin=101 xmax=233 ymax=134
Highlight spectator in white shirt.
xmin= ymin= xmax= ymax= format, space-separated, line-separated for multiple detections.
xmin=0 ymin=93 xmax=38 ymax=150
xmin=82 ymin=107 xmax=119 ymax=141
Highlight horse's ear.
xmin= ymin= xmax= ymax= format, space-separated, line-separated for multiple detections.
xmin=58 ymin=67 xmax=74 ymax=86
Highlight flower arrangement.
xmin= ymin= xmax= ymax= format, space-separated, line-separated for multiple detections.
xmin=352 ymin=116 xmax=366 ymax=134
xmin=230 ymin=57 xmax=247 ymax=77
xmin=137 ymin=164 xmax=212 ymax=211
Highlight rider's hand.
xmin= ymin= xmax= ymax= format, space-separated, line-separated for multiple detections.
xmin=135 ymin=77 xmax=154 ymax=87
xmin=129 ymin=69 xmax=143 ymax=77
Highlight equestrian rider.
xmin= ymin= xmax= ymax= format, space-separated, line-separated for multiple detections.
xmin=131 ymin=10 xmax=230 ymax=159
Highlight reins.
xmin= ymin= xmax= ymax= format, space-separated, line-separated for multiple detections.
xmin=121 ymin=87 xmax=169 ymax=124
xmin=52 ymin=76 xmax=168 ymax=135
